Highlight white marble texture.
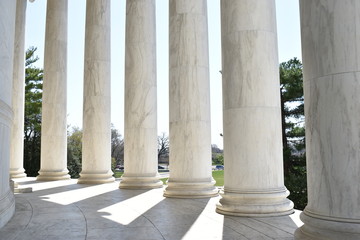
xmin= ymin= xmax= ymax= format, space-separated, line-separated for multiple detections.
xmin=216 ymin=0 xmax=293 ymax=216
xmin=0 ymin=0 xmax=16 ymax=229
xmin=119 ymin=0 xmax=162 ymax=189
xmin=164 ymin=0 xmax=217 ymax=198
xmin=37 ymin=0 xmax=70 ymax=181
xmin=78 ymin=0 xmax=114 ymax=184
xmin=10 ymin=0 xmax=27 ymax=179
xmin=295 ymin=1 xmax=360 ymax=239
xmin=0 ymin=178 xmax=303 ymax=239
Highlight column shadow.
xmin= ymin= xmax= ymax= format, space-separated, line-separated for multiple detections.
xmin=222 ymin=212 xmax=303 ymax=239
xmin=0 ymin=180 xmax=215 ymax=240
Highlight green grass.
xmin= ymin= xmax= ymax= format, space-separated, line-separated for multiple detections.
xmin=113 ymin=171 xmax=123 ymax=178
xmin=159 ymin=170 xmax=224 ymax=186
xmin=212 ymin=170 xmax=224 ymax=186
xmin=160 ymin=178 xmax=168 ymax=185
xmin=114 ymin=170 xmax=224 ymax=187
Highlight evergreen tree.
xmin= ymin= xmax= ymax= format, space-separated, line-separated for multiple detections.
xmin=23 ymin=47 xmax=43 ymax=176
xmin=280 ymin=58 xmax=307 ymax=209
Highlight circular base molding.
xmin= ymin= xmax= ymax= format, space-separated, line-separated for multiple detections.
xmin=37 ymin=170 xmax=70 ymax=181
xmin=77 ymin=171 xmax=115 ymax=184
xmin=119 ymin=175 xmax=163 ymax=189
xmin=294 ymin=209 xmax=360 ymax=240
xmin=9 ymin=168 xmax=27 ymax=179
xmin=216 ymin=187 xmax=294 ymax=217
xmin=164 ymin=178 xmax=219 ymax=198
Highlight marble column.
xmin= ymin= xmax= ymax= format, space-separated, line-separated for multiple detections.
xmin=164 ymin=0 xmax=218 ymax=198
xmin=10 ymin=0 xmax=27 ymax=179
xmin=119 ymin=0 xmax=162 ymax=189
xmin=0 ymin=0 xmax=16 ymax=228
xmin=216 ymin=0 xmax=293 ymax=216
xmin=37 ymin=0 xmax=70 ymax=181
xmin=295 ymin=1 xmax=360 ymax=239
xmin=78 ymin=0 xmax=114 ymax=184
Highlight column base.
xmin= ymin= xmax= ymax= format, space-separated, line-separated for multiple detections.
xmin=216 ymin=187 xmax=294 ymax=217
xmin=119 ymin=174 xmax=163 ymax=189
xmin=77 ymin=171 xmax=115 ymax=184
xmin=9 ymin=168 xmax=26 ymax=178
xmin=37 ymin=169 xmax=70 ymax=181
xmin=164 ymin=178 xmax=218 ymax=198
xmin=294 ymin=209 xmax=360 ymax=240
xmin=0 ymin=189 xmax=15 ymax=229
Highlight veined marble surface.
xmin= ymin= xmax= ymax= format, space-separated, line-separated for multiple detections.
xmin=10 ymin=0 xmax=27 ymax=179
xmin=165 ymin=0 xmax=217 ymax=198
xmin=79 ymin=0 xmax=114 ymax=184
xmin=120 ymin=0 xmax=162 ymax=189
xmin=0 ymin=0 xmax=16 ymax=229
xmin=296 ymin=1 xmax=360 ymax=239
xmin=217 ymin=0 xmax=293 ymax=217
xmin=38 ymin=0 xmax=69 ymax=181
xmin=0 ymin=178 xmax=303 ymax=240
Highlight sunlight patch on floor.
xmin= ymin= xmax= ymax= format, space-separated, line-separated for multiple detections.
xmin=182 ymin=199 xmax=224 ymax=239
xmin=40 ymin=181 xmax=117 ymax=205
xmin=98 ymin=189 xmax=165 ymax=225
xmin=290 ymin=210 xmax=304 ymax=227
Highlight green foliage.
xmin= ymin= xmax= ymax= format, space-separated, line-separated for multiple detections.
xmin=67 ymin=126 xmax=82 ymax=178
xmin=23 ymin=47 xmax=43 ymax=176
xmin=280 ymin=58 xmax=307 ymax=210
xmin=285 ymin=166 xmax=307 ymax=210
xmin=211 ymin=144 xmax=223 ymax=165
xmin=66 ymin=125 xmax=124 ymax=178
xmin=212 ymin=154 xmax=224 ymax=165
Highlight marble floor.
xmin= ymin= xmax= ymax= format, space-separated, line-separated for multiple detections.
xmin=0 ymin=178 xmax=303 ymax=240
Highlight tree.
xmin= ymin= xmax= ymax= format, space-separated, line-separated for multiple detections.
xmin=111 ymin=125 xmax=124 ymax=167
xmin=67 ymin=126 xmax=82 ymax=178
xmin=211 ymin=144 xmax=223 ymax=165
xmin=158 ymin=133 xmax=169 ymax=163
xmin=280 ymin=58 xmax=307 ymax=209
xmin=66 ymin=125 xmax=124 ymax=177
xmin=23 ymin=47 xmax=43 ymax=176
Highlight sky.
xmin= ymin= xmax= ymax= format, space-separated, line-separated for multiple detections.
xmin=25 ymin=0 xmax=302 ymax=149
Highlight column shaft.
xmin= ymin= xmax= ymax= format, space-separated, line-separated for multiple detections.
xmin=295 ymin=1 xmax=360 ymax=239
xmin=216 ymin=0 xmax=293 ymax=216
xmin=119 ymin=0 xmax=162 ymax=189
xmin=78 ymin=0 xmax=114 ymax=184
xmin=10 ymin=0 xmax=27 ymax=179
xmin=38 ymin=0 xmax=70 ymax=181
xmin=164 ymin=0 xmax=218 ymax=198
xmin=0 ymin=0 xmax=16 ymax=228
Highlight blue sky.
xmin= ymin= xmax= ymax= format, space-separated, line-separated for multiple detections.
xmin=25 ymin=0 xmax=301 ymax=148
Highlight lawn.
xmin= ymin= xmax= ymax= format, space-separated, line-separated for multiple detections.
xmin=212 ymin=170 xmax=224 ymax=186
xmin=114 ymin=170 xmax=224 ymax=187
xmin=113 ymin=171 xmax=123 ymax=178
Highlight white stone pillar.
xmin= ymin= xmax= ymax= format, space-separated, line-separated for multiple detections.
xmin=78 ymin=0 xmax=114 ymax=184
xmin=0 ymin=0 xmax=16 ymax=228
xmin=10 ymin=0 xmax=27 ymax=179
xmin=216 ymin=0 xmax=293 ymax=216
xmin=119 ymin=0 xmax=162 ymax=189
xmin=164 ymin=0 xmax=218 ymax=198
xmin=295 ymin=1 xmax=360 ymax=239
xmin=37 ymin=0 xmax=70 ymax=181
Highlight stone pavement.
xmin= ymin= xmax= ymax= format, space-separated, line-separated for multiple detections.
xmin=0 ymin=178 xmax=303 ymax=240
